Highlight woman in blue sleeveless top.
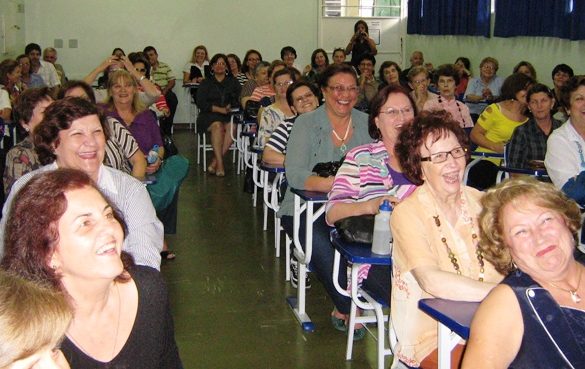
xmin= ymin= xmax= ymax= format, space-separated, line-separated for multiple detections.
xmin=463 ymin=177 xmax=585 ymax=369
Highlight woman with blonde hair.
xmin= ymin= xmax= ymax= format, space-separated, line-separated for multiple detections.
xmin=0 ymin=270 xmax=72 ymax=369
xmin=462 ymin=177 xmax=585 ymax=368
xmin=183 ymin=45 xmax=209 ymax=84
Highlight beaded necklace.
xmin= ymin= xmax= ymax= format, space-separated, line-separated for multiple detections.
xmin=432 ymin=192 xmax=485 ymax=282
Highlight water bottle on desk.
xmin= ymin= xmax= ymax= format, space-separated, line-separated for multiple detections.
xmin=147 ymin=145 xmax=159 ymax=164
xmin=371 ymin=200 xmax=393 ymax=255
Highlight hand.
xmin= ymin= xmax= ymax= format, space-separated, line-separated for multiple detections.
xmin=120 ymin=55 xmax=134 ymax=72
xmin=161 ymin=107 xmax=170 ymax=117
xmin=367 ymin=196 xmax=401 ymax=214
xmin=303 ymin=64 xmax=312 ymax=74
xmin=146 ymin=157 xmax=162 ymax=174
xmin=99 ymin=56 xmax=122 ymax=72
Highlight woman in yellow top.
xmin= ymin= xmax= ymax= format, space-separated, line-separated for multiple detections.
xmin=469 ymin=73 xmax=533 ymax=189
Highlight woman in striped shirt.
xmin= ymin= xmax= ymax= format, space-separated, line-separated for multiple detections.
xmin=324 ymin=85 xmax=418 ymax=338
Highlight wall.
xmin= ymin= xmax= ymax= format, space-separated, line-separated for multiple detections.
xmin=403 ymin=9 xmax=585 ymax=84
xmin=23 ymin=0 xmax=319 ymax=123
xmin=0 ymin=0 xmax=25 ymax=59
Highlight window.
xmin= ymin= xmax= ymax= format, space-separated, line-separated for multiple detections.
xmin=322 ymin=0 xmax=401 ymax=18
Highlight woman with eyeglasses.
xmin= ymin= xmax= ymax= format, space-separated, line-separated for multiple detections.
xmin=262 ymin=81 xmax=320 ymax=166
xmin=407 ymin=66 xmax=436 ymax=113
xmin=277 ymin=63 xmax=372 ymax=333
xmin=255 ymin=68 xmax=296 ymax=148
xmin=464 ymin=57 xmax=503 ymax=121
xmin=391 ymin=111 xmax=503 ymax=369
xmin=325 ymin=85 xmax=417 ymax=339
xmin=196 ymin=53 xmax=241 ymax=176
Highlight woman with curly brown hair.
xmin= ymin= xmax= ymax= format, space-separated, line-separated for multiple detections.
xmin=391 ymin=110 xmax=503 ymax=369
xmin=462 ymin=177 xmax=585 ymax=369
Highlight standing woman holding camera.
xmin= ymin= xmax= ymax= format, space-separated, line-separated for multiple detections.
xmin=345 ymin=20 xmax=377 ymax=70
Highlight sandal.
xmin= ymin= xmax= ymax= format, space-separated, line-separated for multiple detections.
xmin=160 ymin=251 xmax=176 ymax=260
xmin=215 ymin=170 xmax=225 ymax=177
xmin=207 ymin=165 xmax=216 ymax=174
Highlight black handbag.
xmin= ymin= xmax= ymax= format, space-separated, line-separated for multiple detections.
xmin=334 ymin=215 xmax=375 ymax=244
xmin=312 ymin=161 xmax=342 ymax=177
xmin=162 ymin=133 xmax=179 ymax=157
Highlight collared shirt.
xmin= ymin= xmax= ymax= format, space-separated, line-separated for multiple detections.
xmin=423 ymin=95 xmax=474 ymax=128
xmin=0 ymin=163 xmax=164 ymax=269
xmin=37 ymin=60 xmax=61 ymax=87
xmin=508 ymin=118 xmax=561 ymax=169
xmin=464 ymin=76 xmax=503 ymax=116
xmin=151 ymin=61 xmax=176 ymax=89
xmin=545 ymin=119 xmax=585 ymax=189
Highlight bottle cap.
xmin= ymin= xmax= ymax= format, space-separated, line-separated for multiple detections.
xmin=379 ymin=199 xmax=392 ymax=212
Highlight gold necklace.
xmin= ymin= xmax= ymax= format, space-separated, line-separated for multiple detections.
xmin=331 ymin=118 xmax=352 ymax=154
xmin=432 ymin=194 xmax=485 ymax=282
xmin=548 ymin=266 xmax=582 ymax=304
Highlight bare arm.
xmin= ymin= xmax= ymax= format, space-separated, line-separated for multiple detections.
xmin=0 ymin=107 xmax=11 ymax=121
xmin=366 ymin=37 xmax=377 ymax=55
xmin=461 ymin=285 xmax=523 ymax=369
xmin=326 ymin=196 xmax=399 ymax=224
xmin=470 ymin=124 xmax=504 ymax=153
xmin=412 ymin=265 xmax=498 ymax=301
xmin=304 ymin=175 xmax=334 ymax=193
xmin=120 ymin=56 xmax=161 ymax=99
xmin=129 ymin=150 xmax=147 ymax=179
xmin=84 ymin=57 xmax=118 ymax=85
xmin=261 ymin=147 xmax=285 ymax=166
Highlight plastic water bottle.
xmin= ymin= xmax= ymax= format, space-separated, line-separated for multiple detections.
xmin=371 ymin=200 xmax=393 ymax=255
xmin=147 ymin=145 xmax=159 ymax=164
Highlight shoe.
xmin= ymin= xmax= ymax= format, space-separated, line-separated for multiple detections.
xmin=290 ymin=257 xmax=311 ymax=289
xmin=160 ymin=251 xmax=176 ymax=260
xmin=331 ymin=315 xmax=348 ymax=332
xmin=207 ymin=165 xmax=216 ymax=174
xmin=215 ymin=170 xmax=225 ymax=177
xmin=352 ymin=326 xmax=367 ymax=341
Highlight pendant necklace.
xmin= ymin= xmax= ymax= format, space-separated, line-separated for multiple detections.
xmin=548 ymin=266 xmax=582 ymax=304
xmin=67 ymin=282 xmax=122 ymax=359
xmin=332 ymin=117 xmax=352 ymax=154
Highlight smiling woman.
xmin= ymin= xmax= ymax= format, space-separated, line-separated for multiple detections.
xmin=391 ymin=111 xmax=503 ymax=368
xmin=461 ymin=177 xmax=585 ymax=369
xmin=1 ymin=169 xmax=183 ymax=369
xmin=0 ymin=97 xmax=164 ymax=270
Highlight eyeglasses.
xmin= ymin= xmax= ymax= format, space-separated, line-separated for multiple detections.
xmin=379 ymin=106 xmax=414 ymax=120
xmin=294 ymin=91 xmax=316 ymax=104
xmin=411 ymin=79 xmax=427 ymax=85
xmin=328 ymin=85 xmax=359 ymax=94
xmin=421 ymin=147 xmax=467 ymax=164
xmin=275 ymin=80 xmax=293 ymax=88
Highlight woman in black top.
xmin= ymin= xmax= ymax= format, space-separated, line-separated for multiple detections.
xmin=196 ymin=53 xmax=242 ymax=176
